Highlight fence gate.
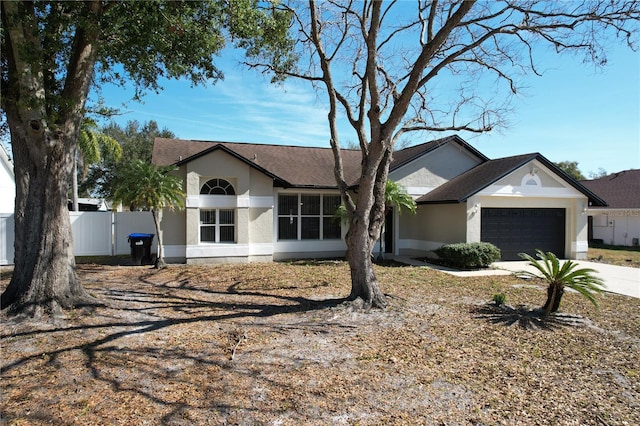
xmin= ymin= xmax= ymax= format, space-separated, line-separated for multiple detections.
xmin=0 ymin=211 xmax=156 ymax=265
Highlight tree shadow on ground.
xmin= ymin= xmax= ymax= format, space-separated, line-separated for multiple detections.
xmin=471 ymin=303 xmax=589 ymax=330
xmin=0 ymin=268 xmax=353 ymax=425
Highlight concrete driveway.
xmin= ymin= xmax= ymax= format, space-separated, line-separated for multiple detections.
xmin=393 ymin=256 xmax=639 ymax=299
xmin=492 ymin=260 xmax=640 ymax=299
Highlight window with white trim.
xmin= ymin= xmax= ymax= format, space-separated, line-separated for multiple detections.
xmin=277 ymin=194 xmax=342 ymax=240
xmin=200 ymin=209 xmax=235 ymax=243
xmin=199 ymin=179 xmax=236 ymax=243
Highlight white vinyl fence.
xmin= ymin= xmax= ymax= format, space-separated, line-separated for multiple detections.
xmin=0 ymin=213 xmax=14 ymax=265
xmin=0 ymin=211 xmax=156 ymax=265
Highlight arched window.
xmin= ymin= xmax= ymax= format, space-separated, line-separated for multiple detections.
xmin=200 ymin=178 xmax=235 ymax=195
xmin=521 ymin=173 xmax=541 ymax=187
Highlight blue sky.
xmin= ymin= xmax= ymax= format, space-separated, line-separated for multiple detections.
xmin=98 ymin=41 xmax=639 ymax=178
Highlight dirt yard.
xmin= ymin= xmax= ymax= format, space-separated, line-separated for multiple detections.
xmin=1 ymin=261 xmax=639 ymax=425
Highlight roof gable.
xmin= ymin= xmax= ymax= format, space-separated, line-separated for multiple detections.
xmin=390 ymin=135 xmax=489 ymax=172
xmin=152 ymin=138 xmax=362 ymax=189
xmin=417 ymin=153 xmax=607 ymax=206
xmin=580 ymin=169 xmax=640 ymax=209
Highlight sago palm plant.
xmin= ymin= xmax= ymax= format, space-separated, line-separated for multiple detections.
xmin=518 ymin=250 xmax=606 ymax=317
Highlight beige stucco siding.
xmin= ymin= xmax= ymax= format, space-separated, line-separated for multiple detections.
xmin=400 ymin=203 xmax=467 ymax=243
xmin=180 ymin=149 xmax=277 ymax=262
xmin=391 ymin=143 xmax=482 ymax=192
xmin=160 ymin=210 xmax=186 ymax=246
xmin=161 ymin=166 xmax=188 ymax=247
xmin=494 ymin=160 xmax=564 ymax=188
xmin=250 ymin=168 xmax=275 ymax=196
xmin=250 ymin=208 xmax=273 ymax=244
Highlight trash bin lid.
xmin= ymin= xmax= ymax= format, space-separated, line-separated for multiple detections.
xmin=128 ymin=233 xmax=155 ymax=238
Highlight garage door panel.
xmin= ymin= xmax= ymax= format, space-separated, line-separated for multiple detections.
xmin=481 ymin=208 xmax=565 ymax=261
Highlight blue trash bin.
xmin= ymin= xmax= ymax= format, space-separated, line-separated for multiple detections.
xmin=128 ymin=233 xmax=155 ymax=265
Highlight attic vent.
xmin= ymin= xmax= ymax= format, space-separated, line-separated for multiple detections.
xmin=253 ymin=154 xmax=257 ymax=161
xmin=178 ymin=155 xmax=182 ymax=161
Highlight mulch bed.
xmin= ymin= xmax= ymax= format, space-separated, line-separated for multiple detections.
xmin=1 ymin=261 xmax=638 ymax=425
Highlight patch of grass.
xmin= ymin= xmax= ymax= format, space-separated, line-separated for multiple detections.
xmin=491 ymin=292 xmax=507 ymax=306
xmin=588 ymin=244 xmax=640 ymax=267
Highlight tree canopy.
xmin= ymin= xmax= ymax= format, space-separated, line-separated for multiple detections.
xmin=554 ymin=161 xmax=586 ymax=181
xmin=80 ymin=120 xmax=174 ymax=199
xmin=0 ymin=0 xmax=294 ymax=316
xmin=247 ymin=0 xmax=640 ymax=308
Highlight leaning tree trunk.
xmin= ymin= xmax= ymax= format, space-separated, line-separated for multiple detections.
xmin=1 ymin=123 xmax=95 ymax=317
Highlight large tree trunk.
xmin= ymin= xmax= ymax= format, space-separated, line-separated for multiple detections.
xmin=1 ymin=1 xmax=102 ymax=317
xmin=1 ymin=122 xmax=95 ymax=317
xmin=343 ymin=144 xmax=391 ymax=309
xmin=345 ymin=219 xmax=387 ymax=309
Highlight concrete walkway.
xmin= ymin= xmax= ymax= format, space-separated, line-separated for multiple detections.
xmin=392 ymin=256 xmax=640 ymax=299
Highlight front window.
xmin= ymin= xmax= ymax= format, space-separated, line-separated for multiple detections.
xmin=200 ymin=209 xmax=235 ymax=243
xmin=278 ymin=194 xmax=342 ymax=240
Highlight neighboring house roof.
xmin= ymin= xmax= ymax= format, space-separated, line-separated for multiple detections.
xmin=416 ymin=152 xmax=607 ymax=206
xmin=579 ymin=169 xmax=640 ymax=209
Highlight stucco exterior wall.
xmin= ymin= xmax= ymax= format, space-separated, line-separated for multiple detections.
xmin=497 ymin=160 xmax=564 ymax=188
xmin=181 ymin=149 xmax=278 ymax=263
xmin=161 ymin=209 xmax=187 ymax=262
xmin=397 ymin=203 xmax=467 ymax=256
xmin=391 ymin=143 xmax=482 ymax=197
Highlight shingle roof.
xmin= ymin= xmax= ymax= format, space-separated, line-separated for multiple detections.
xmin=579 ymin=169 xmax=640 ymax=209
xmin=416 ymin=153 xmax=537 ymax=203
xmin=152 ymin=137 xmax=605 ymax=205
xmin=416 ymin=153 xmax=607 ymax=206
xmin=153 ymin=138 xmax=363 ymax=188
xmin=153 ymin=135 xmax=489 ymax=189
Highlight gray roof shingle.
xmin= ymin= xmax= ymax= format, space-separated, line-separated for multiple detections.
xmin=152 ymin=136 xmax=606 ymax=205
xmin=580 ymin=170 xmax=640 ymax=209
xmin=153 ymin=138 xmax=363 ymax=188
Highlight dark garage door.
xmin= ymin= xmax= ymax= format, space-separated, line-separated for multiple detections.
xmin=481 ymin=208 xmax=565 ymax=260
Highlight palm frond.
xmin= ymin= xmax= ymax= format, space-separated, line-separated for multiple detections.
xmin=518 ymin=250 xmax=606 ymax=313
xmin=385 ymin=180 xmax=416 ymax=216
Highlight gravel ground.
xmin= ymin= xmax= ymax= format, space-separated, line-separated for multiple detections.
xmin=1 ymin=261 xmax=639 ymax=425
